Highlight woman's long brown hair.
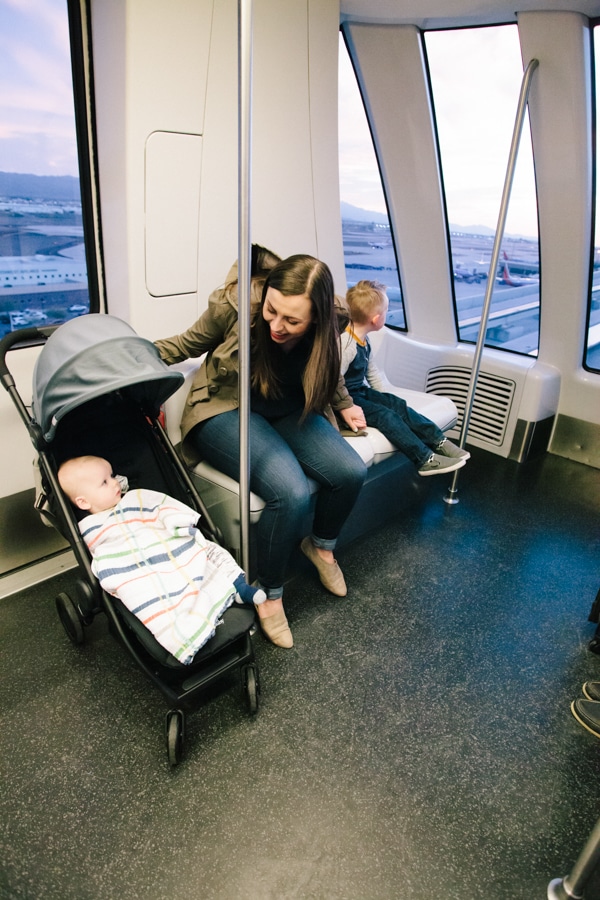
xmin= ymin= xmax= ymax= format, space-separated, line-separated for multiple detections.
xmin=222 ymin=243 xmax=282 ymax=309
xmin=251 ymin=254 xmax=340 ymax=417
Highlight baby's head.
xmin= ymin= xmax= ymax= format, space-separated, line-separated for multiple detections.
xmin=58 ymin=455 xmax=122 ymax=515
xmin=346 ymin=280 xmax=389 ymax=332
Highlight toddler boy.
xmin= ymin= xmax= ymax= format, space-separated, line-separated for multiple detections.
xmin=339 ymin=280 xmax=469 ymax=476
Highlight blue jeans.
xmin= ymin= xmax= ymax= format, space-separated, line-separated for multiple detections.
xmin=354 ymin=386 xmax=445 ymax=467
xmin=189 ymin=409 xmax=367 ymax=598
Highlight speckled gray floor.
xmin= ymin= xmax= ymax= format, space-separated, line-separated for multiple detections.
xmin=1 ymin=448 xmax=600 ymax=900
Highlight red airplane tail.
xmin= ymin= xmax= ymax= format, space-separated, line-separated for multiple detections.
xmin=501 ymin=250 xmax=515 ymax=286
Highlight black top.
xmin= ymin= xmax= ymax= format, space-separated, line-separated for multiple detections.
xmin=250 ymin=337 xmax=310 ymax=420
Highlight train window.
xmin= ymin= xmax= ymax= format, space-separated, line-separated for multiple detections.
xmin=0 ymin=0 xmax=97 ymax=341
xmin=338 ymin=34 xmax=406 ymax=329
xmin=425 ymin=25 xmax=540 ymax=356
xmin=587 ymin=26 xmax=600 ymax=371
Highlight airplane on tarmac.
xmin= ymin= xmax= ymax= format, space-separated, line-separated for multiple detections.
xmin=453 ymin=262 xmax=486 ymax=283
xmin=498 ymin=250 xmax=540 ymax=286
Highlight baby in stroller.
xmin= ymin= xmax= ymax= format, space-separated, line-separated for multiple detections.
xmin=58 ymin=454 xmax=265 ymax=665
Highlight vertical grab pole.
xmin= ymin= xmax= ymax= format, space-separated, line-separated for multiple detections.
xmin=238 ymin=0 xmax=253 ymax=573
xmin=444 ymin=58 xmax=539 ymax=506
xmin=547 ymin=814 xmax=600 ymax=899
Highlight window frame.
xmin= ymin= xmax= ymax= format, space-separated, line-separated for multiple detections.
xmin=339 ymin=25 xmax=407 ymax=333
xmin=0 ymin=0 xmax=103 ymax=349
xmin=66 ymin=0 xmax=103 ymax=318
xmin=585 ymin=19 xmax=600 ymax=374
xmin=423 ymin=22 xmax=542 ymax=358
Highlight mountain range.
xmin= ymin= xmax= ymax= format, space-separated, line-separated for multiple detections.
xmin=0 ymin=173 xmax=523 ymax=240
xmin=341 ymin=200 xmax=532 ymax=240
xmin=341 ymin=201 xmax=389 ymax=224
xmin=0 ymin=171 xmax=80 ymax=202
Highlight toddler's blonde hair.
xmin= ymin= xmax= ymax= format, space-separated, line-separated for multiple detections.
xmin=345 ymin=280 xmax=388 ymax=325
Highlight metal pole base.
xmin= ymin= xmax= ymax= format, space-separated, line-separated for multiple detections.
xmin=547 ymin=876 xmax=582 ymax=899
xmin=443 ymin=488 xmax=460 ymax=505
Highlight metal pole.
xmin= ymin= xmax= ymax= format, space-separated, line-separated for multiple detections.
xmin=547 ymin=814 xmax=600 ymax=899
xmin=237 ymin=0 xmax=252 ymax=572
xmin=444 ymin=58 xmax=539 ymax=506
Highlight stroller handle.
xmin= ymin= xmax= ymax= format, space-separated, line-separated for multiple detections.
xmin=0 ymin=326 xmax=58 ymax=449
xmin=0 ymin=326 xmax=57 ymax=389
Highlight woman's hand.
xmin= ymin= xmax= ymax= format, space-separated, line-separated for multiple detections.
xmin=339 ymin=404 xmax=367 ymax=432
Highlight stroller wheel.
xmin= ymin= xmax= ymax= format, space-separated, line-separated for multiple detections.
xmin=74 ymin=578 xmax=97 ymax=625
xmin=166 ymin=709 xmax=185 ymax=766
xmin=244 ymin=664 xmax=260 ymax=715
xmin=55 ymin=592 xmax=84 ymax=645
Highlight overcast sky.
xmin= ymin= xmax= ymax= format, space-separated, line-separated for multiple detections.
xmin=0 ymin=1 xmax=594 ymax=245
xmin=338 ymin=25 xmax=539 ymax=239
xmin=0 ymin=0 xmax=77 ymax=178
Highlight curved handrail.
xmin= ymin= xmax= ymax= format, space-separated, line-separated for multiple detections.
xmin=0 ymin=326 xmax=53 ymax=386
xmin=444 ymin=58 xmax=539 ymax=505
xmin=0 ymin=326 xmax=56 ymax=448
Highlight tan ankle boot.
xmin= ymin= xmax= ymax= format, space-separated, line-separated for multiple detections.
xmin=258 ymin=609 xmax=293 ymax=648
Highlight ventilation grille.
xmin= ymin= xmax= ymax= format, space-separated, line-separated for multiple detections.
xmin=425 ymin=366 xmax=516 ymax=446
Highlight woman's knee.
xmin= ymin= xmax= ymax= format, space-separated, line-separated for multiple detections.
xmin=336 ymin=449 xmax=367 ymax=492
xmin=344 ymin=440 xmax=368 ymax=478
xmin=265 ymin=473 xmax=313 ymax=517
xmin=351 ymin=458 xmax=368 ymax=492
xmin=310 ymin=437 xmax=367 ymax=494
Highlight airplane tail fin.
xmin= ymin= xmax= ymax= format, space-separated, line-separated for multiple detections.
xmin=501 ymin=251 xmax=513 ymax=285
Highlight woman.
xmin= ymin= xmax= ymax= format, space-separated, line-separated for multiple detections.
xmin=155 ymin=251 xmax=367 ymax=648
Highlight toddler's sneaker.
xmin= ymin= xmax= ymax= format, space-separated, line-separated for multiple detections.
xmin=436 ymin=438 xmax=470 ymax=461
xmin=418 ymin=453 xmax=467 ymax=477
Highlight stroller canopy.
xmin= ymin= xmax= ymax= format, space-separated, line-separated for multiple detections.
xmin=33 ymin=314 xmax=184 ymax=442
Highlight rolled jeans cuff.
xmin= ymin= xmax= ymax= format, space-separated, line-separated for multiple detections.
xmin=255 ymin=580 xmax=284 ymax=601
xmin=310 ymin=534 xmax=337 ymax=552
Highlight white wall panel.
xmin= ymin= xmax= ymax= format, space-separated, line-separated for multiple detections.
xmin=92 ymin=0 xmax=214 ymax=337
xmin=145 ymin=131 xmax=202 ymax=298
xmin=519 ymin=11 xmax=600 ymax=433
xmin=92 ymin=0 xmax=343 ymax=342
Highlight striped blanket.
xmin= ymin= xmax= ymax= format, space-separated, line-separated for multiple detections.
xmin=79 ymin=489 xmax=243 ymax=664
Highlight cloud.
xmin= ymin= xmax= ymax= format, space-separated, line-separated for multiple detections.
xmin=0 ymin=0 xmax=76 ymax=176
xmin=338 ymin=25 xmax=539 ymax=238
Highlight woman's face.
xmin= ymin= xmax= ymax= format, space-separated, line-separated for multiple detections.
xmin=262 ymin=287 xmax=314 ymax=349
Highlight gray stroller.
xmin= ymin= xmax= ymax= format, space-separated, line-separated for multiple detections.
xmin=0 ymin=314 xmax=260 ymax=765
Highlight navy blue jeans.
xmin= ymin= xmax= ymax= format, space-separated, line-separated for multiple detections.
xmin=354 ymin=386 xmax=445 ymax=467
xmin=189 ymin=409 xmax=367 ymax=598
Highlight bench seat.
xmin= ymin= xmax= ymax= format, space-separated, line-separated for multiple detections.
xmin=163 ymin=358 xmax=459 ymax=563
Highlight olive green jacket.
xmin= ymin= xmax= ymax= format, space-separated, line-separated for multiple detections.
xmin=154 ymin=266 xmax=354 ymax=462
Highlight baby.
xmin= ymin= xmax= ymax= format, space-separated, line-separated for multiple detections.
xmin=58 ymin=455 xmax=264 ymax=664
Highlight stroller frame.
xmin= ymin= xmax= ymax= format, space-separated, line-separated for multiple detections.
xmin=0 ymin=323 xmax=260 ymax=766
